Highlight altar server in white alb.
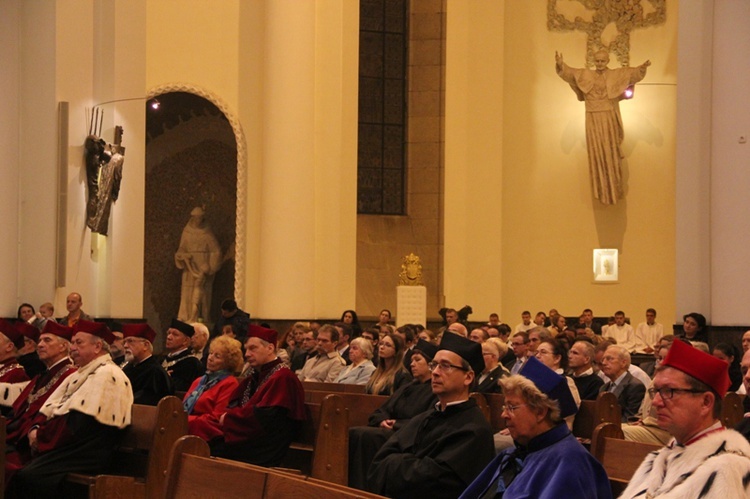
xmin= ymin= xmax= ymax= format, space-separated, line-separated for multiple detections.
xmin=620 ymin=338 xmax=750 ymax=498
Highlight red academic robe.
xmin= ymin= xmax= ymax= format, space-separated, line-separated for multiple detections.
xmin=0 ymin=357 xmax=31 ymax=383
xmin=208 ymin=359 xmax=307 ymax=467
xmin=183 ymin=375 xmax=239 ymax=441
xmin=7 ymin=359 xmax=76 ymax=448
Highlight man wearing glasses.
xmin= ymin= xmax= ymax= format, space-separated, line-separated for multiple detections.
xmin=122 ymin=323 xmax=174 ymax=405
xmin=620 ymin=338 xmax=750 ymax=498
xmin=367 ymin=333 xmax=494 ymax=498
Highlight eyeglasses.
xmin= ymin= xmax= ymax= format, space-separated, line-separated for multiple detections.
xmin=648 ymin=387 xmax=705 ymax=400
xmin=501 ymin=403 xmax=526 ymax=416
xmin=428 ymin=361 xmax=468 ymax=373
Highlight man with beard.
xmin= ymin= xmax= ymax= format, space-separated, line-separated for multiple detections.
xmin=122 ymin=323 xmax=174 ymax=405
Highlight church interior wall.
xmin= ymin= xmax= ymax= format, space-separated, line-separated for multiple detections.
xmin=708 ymin=0 xmax=750 ymax=325
xmin=442 ymin=1 xmax=678 ymax=323
xmin=0 ymin=0 xmax=23 ymax=313
xmin=5 ymin=0 xmax=750 ymax=333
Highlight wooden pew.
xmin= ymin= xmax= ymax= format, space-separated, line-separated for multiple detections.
xmin=722 ymin=391 xmax=744 ymax=428
xmin=165 ymin=435 xmax=386 ymax=499
xmin=66 ymin=395 xmax=188 ymax=499
xmin=572 ymin=391 xmax=621 ymax=445
xmin=281 ymin=394 xmax=349 ymax=485
xmin=470 ymin=393 xmax=491 ymax=426
xmin=471 ymin=392 xmax=505 ymax=433
xmin=303 ymin=381 xmax=366 ymax=394
xmin=591 ymin=422 xmax=661 ymax=496
xmin=304 ymin=391 xmax=388 ymax=427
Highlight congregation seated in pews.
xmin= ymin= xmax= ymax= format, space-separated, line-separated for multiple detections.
xmin=5 ymin=299 xmax=750 ymax=498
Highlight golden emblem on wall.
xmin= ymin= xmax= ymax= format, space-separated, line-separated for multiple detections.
xmin=399 ymin=253 xmax=423 ymax=286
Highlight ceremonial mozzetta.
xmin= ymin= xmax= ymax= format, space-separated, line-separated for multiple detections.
xmin=7 ymin=320 xmax=133 ymax=498
xmin=620 ymin=339 xmax=750 ymax=498
xmin=207 ymin=325 xmax=306 ymax=466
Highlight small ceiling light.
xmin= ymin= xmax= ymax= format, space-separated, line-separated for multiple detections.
xmin=622 ymin=85 xmax=634 ymax=100
xmin=150 ymin=99 xmax=161 ymax=110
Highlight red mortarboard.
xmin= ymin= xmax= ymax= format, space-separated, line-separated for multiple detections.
xmin=0 ymin=319 xmax=26 ymax=349
xmin=74 ymin=320 xmax=116 ymax=345
xmin=661 ymin=338 xmax=731 ymax=397
xmin=247 ymin=324 xmax=278 ymax=345
xmin=41 ymin=321 xmax=75 ymax=341
xmin=122 ymin=323 xmax=156 ymax=344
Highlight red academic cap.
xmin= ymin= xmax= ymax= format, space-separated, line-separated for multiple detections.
xmin=15 ymin=322 xmax=40 ymax=343
xmin=122 ymin=323 xmax=156 ymax=344
xmin=74 ymin=320 xmax=116 ymax=345
xmin=0 ymin=319 xmax=26 ymax=349
xmin=247 ymin=324 xmax=278 ymax=345
xmin=41 ymin=321 xmax=75 ymax=341
xmin=661 ymin=338 xmax=731 ymax=398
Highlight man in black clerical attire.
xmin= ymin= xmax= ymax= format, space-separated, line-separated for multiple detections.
xmin=15 ymin=322 xmax=46 ymax=379
xmin=349 ymin=339 xmax=438 ymax=489
xmin=366 ymin=334 xmax=495 ymax=498
xmin=160 ymin=319 xmax=204 ymax=392
xmin=122 ymin=323 xmax=174 ymax=405
xmin=211 ymin=299 xmax=250 ymax=340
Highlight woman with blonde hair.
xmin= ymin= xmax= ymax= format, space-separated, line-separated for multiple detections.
xmin=183 ymin=335 xmax=243 ymax=441
xmin=365 ymin=333 xmax=411 ymax=395
xmin=335 ymin=337 xmax=376 ymax=385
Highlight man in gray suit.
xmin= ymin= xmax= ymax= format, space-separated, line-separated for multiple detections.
xmin=599 ymin=344 xmax=645 ymax=422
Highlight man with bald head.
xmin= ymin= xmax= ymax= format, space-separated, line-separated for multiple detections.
xmin=59 ymin=292 xmax=92 ymax=328
xmin=599 ymin=344 xmax=645 ymax=422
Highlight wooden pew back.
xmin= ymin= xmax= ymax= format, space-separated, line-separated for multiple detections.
xmin=66 ymin=395 xmax=188 ymax=499
xmin=591 ymin=422 xmax=661 ymax=496
xmin=304 ymin=390 xmax=388 ymax=427
xmin=165 ymin=435 xmax=386 ymax=499
xmin=303 ymin=381 xmax=366 ymax=394
xmin=722 ymin=391 xmax=744 ymax=428
xmin=572 ymin=391 xmax=621 ymax=443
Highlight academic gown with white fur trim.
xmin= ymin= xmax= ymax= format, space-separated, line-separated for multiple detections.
xmin=619 ymin=428 xmax=750 ymax=498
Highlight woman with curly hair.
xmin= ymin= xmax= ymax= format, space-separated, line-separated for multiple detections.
xmin=183 ymin=335 xmax=243 ymax=441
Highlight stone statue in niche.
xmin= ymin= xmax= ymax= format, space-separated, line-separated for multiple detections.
xmin=83 ymin=125 xmax=125 ymax=235
xmin=398 ymin=253 xmax=423 ymax=286
xmin=555 ymin=49 xmax=650 ymax=205
xmin=175 ymin=206 xmax=222 ymax=322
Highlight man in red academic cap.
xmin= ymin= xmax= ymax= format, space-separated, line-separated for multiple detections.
xmin=206 ymin=324 xmax=306 ymax=467
xmin=620 ymin=339 xmax=750 ymax=498
xmin=122 ymin=323 xmax=174 ymax=405
xmin=7 ymin=320 xmax=134 ymax=499
xmin=5 ymin=322 xmax=77 ymax=474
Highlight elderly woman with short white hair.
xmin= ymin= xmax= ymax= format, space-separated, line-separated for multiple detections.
xmin=335 ymin=337 xmax=376 ymax=385
xmin=460 ymin=356 xmax=611 ymax=499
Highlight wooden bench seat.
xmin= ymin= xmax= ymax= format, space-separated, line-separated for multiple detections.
xmin=591 ymin=422 xmax=661 ymax=496
xmin=65 ymin=395 xmax=187 ymax=499
xmin=165 ymin=435 xmax=386 ymax=499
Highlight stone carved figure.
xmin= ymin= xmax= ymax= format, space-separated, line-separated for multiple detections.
xmin=83 ymin=135 xmax=107 ymax=228
xmin=175 ymin=207 xmax=222 ymax=323
xmin=556 ymin=50 xmax=650 ymax=205
xmin=398 ymin=253 xmax=423 ymax=286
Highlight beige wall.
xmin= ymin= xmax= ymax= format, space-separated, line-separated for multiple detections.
xmin=147 ymin=0 xmax=358 ymax=320
xmin=357 ymin=0 xmax=446 ymax=320
xmin=444 ymin=1 xmax=677 ymax=324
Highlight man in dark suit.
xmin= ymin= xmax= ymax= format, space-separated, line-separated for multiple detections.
xmin=580 ymin=308 xmax=602 ymax=335
xmin=599 ymin=344 xmax=645 ymax=422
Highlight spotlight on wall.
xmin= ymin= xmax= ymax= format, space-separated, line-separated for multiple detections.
xmin=622 ymin=85 xmax=634 ymax=100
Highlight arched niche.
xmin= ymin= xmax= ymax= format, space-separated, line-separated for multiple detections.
xmin=143 ymin=84 xmax=246 ymax=336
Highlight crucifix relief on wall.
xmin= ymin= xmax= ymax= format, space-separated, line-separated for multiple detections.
xmin=548 ymin=0 xmax=665 ymax=205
